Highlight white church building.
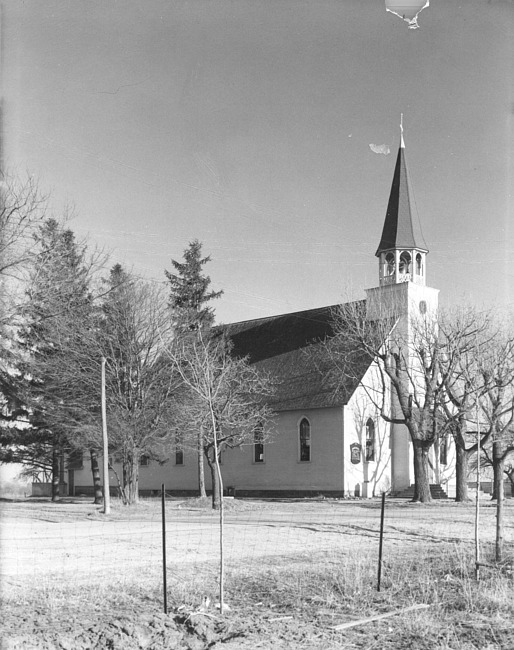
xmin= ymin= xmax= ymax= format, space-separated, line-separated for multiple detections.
xmin=71 ymin=131 xmax=455 ymax=499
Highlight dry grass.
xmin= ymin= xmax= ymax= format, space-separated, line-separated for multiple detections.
xmin=3 ymin=546 xmax=513 ymax=648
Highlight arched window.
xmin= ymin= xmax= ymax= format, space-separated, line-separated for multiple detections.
xmin=365 ymin=418 xmax=375 ymax=462
xmin=399 ymin=251 xmax=411 ymax=274
xmin=254 ymin=422 xmax=264 ymax=463
xmin=385 ymin=253 xmax=395 ymax=276
xmin=299 ymin=418 xmax=311 ymax=462
xmin=416 ymin=253 xmax=423 ymax=275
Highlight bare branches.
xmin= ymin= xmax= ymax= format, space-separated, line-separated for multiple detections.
xmin=165 ymin=329 xmax=274 ymax=509
xmin=0 ymin=172 xmax=48 ymax=281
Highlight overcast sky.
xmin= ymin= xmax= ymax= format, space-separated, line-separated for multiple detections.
xmin=3 ymin=1 xmax=513 ymax=323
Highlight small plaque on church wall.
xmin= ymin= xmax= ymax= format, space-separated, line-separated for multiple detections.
xmin=350 ymin=443 xmax=361 ymax=464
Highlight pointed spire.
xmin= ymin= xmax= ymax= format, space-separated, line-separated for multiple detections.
xmin=375 ymin=119 xmax=427 ymax=256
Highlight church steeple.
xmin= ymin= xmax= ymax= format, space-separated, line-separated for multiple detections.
xmin=376 ymin=117 xmax=428 ymax=287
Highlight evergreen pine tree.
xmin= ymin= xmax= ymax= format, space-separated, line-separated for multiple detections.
xmin=15 ymin=219 xmax=94 ymax=500
xmin=165 ymin=240 xmax=222 ymax=332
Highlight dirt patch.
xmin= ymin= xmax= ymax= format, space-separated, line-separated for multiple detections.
xmin=2 ymin=598 xmax=514 ymax=650
xmin=0 ymin=597 xmax=357 ymax=650
xmin=0 ymin=606 xmax=230 ymax=650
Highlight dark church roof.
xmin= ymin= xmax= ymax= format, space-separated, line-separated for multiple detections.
xmin=375 ymin=142 xmax=428 ymax=256
xmin=225 ymin=305 xmax=337 ymax=363
xmin=223 ymin=303 xmax=372 ymax=412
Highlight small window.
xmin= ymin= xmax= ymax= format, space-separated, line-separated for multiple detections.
xmin=140 ymin=455 xmax=150 ymax=467
xmin=299 ymin=418 xmax=311 ymax=462
xmin=175 ymin=431 xmax=184 ymax=466
xmin=440 ymin=436 xmax=448 ymax=466
xmin=365 ymin=418 xmax=375 ymax=462
xmin=254 ymin=423 xmax=264 ymax=463
xmin=399 ymin=251 xmax=411 ymax=274
xmin=385 ymin=253 xmax=395 ymax=276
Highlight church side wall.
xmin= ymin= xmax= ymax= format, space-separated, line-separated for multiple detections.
xmin=219 ymin=407 xmax=345 ymax=494
xmin=72 ymin=406 xmax=346 ymax=496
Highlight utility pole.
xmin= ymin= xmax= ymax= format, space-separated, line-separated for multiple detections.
xmin=101 ymin=357 xmax=110 ymax=515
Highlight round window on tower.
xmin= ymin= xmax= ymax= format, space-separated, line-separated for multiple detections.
xmin=419 ymin=300 xmax=427 ymax=315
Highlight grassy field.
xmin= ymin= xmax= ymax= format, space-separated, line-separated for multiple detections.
xmin=1 ymin=497 xmax=513 ymax=649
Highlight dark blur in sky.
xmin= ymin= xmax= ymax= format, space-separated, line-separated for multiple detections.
xmin=3 ymin=1 xmax=513 ymax=322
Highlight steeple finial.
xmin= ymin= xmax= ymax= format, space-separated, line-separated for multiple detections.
xmin=400 ymin=113 xmax=405 ymax=149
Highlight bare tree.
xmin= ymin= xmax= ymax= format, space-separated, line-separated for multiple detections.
xmin=167 ymin=330 xmax=274 ymax=510
xmin=0 ymin=173 xmax=48 ymax=286
xmin=0 ymin=174 xmax=48 ymax=424
xmin=94 ymin=267 xmax=176 ymax=504
xmin=46 ymin=265 xmax=177 ymax=505
xmin=436 ymin=308 xmax=497 ymax=501
xmin=441 ymin=311 xmax=514 ymax=510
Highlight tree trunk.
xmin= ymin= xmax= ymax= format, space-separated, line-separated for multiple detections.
xmin=122 ymin=459 xmax=128 ymax=503
xmin=198 ymin=430 xmax=206 ymax=497
xmin=59 ymin=450 xmax=66 ymax=487
xmin=412 ymin=440 xmax=432 ymax=503
xmin=124 ymin=452 xmax=139 ymax=505
xmin=51 ymin=442 xmax=60 ymax=502
xmin=491 ymin=441 xmax=504 ymax=501
xmin=206 ymin=451 xmax=221 ymax=510
xmin=90 ymin=449 xmax=103 ymax=505
xmin=455 ymin=444 xmax=470 ymax=502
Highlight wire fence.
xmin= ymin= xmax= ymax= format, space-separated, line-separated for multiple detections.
xmin=1 ymin=495 xmax=512 ymax=604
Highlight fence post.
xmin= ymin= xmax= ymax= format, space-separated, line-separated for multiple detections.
xmin=475 ymin=406 xmax=480 ymax=581
xmin=161 ymin=483 xmax=168 ymax=614
xmin=496 ymin=478 xmax=503 ymax=562
xmin=377 ymin=492 xmax=386 ymax=591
